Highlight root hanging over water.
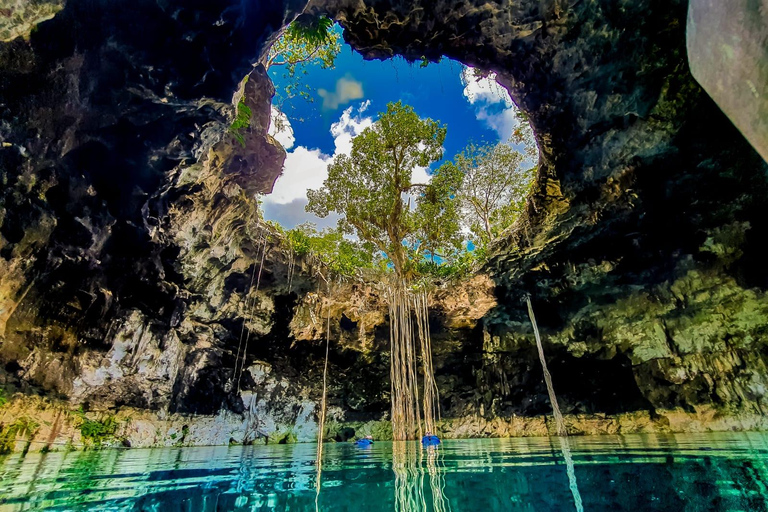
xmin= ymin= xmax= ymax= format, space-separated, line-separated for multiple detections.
xmin=525 ymin=296 xmax=566 ymax=436
xmin=526 ymin=296 xmax=584 ymax=512
xmin=231 ymin=236 xmax=268 ymax=393
xmin=393 ymin=442 xmax=425 ymax=512
xmin=388 ymin=281 xmax=439 ymax=441
xmin=316 ymin=280 xmax=332 ymax=502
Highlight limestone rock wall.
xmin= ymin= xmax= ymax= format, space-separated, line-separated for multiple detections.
xmin=312 ymin=0 xmax=768 ymax=421
xmin=1 ymin=0 xmax=767 ymax=450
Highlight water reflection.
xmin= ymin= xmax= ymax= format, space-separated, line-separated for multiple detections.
xmin=391 ymin=442 xmax=452 ymax=512
xmin=2 ymin=433 xmax=768 ymax=511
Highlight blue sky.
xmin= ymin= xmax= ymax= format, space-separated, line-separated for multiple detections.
xmin=262 ymin=35 xmax=522 ymax=229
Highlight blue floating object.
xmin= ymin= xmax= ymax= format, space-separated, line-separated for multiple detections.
xmin=421 ymin=435 xmax=441 ymax=446
xmin=355 ymin=438 xmax=374 ymax=447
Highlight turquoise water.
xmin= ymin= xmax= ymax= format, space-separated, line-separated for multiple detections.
xmin=2 ymin=433 xmax=768 ymax=511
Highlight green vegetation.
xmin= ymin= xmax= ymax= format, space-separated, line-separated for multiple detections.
xmin=73 ymin=408 xmax=118 ymax=447
xmin=0 ymin=387 xmax=8 ymax=408
xmin=302 ymin=101 xmax=536 ymax=279
xmin=229 ymin=76 xmax=253 ymax=147
xmin=231 ymin=15 xmax=340 ymax=145
xmin=267 ymin=15 xmax=341 ymax=113
xmin=0 ymin=416 xmax=39 ymax=454
xmin=413 ymin=161 xmax=463 ymax=265
xmin=287 ymin=224 xmax=380 ymax=276
xmin=264 ymin=220 xmax=381 ymax=277
xmin=455 ymin=124 xmax=536 ymax=247
xmin=307 ymin=101 xmax=448 ymax=277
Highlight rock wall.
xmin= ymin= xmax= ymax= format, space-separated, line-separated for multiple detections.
xmin=1 ymin=0 xmax=768 ymax=451
xmin=313 ymin=0 xmax=768 ymax=421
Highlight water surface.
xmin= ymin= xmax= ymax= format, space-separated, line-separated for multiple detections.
xmin=2 ymin=433 xmax=768 ymax=511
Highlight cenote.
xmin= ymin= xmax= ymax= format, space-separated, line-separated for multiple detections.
xmin=4 ymin=434 xmax=768 ymax=511
xmin=1 ymin=0 xmax=768 ymax=511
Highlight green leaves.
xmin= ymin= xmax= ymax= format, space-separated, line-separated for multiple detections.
xmin=414 ymin=161 xmax=463 ymax=262
xmin=287 ymin=15 xmax=335 ymax=48
xmin=306 ymin=101 xmax=450 ymax=276
xmin=286 ymin=223 xmax=378 ymax=276
xmin=455 ymin=136 xmax=536 ymax=251
xmin=0 ymin=416 xmax=39 ymax=454
xmin=73 ymin=407 xmax=119 ymax=447
xmin=267 ymin=15 xmax=341 ymax=112
xmin=229 ymin=97 xmax=252 ymax=147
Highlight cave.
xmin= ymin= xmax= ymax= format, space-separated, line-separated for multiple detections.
xmin=1 ymin=0 xmax=767 ymax=508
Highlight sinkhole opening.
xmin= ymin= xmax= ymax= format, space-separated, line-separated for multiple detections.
xmin=245 ymin=14 xmax=542 ymax=279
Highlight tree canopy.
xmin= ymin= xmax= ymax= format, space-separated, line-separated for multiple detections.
xmin=306 ymin=101 xmax=452 ymax=276
xmin=266 ymin=15 xmax=341 ymax=111
xmin=286 ymin=223 xmax=380 ymax=276
xmin=456 ymin=122 xmax=536 ymax=247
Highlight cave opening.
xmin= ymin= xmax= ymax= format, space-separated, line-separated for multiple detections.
xmin=227 ymin=14 xmax=561 ymax=441
xmin=258 ymin=16 xmax=541 ymax=253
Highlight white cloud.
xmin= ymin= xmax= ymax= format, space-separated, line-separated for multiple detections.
xmin=261 ymin=102 xmax=374 ymax=229
xmin=461 ymin=66 xmax=519 ymax=141
xmin=330 ymin=100 xmax=373 ymax=154
xmin=261 ymin=197 xmax=341 ymax=231
xmin=318 ymin=75 xmax=365 ymax=110
xmin=268 ymin=106 xmax=295 ymax=149
xmin=267 ymin=146 xmax=331 ymax=204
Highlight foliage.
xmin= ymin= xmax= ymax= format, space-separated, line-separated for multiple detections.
xmin=267 ymin=15 xmax=341 ymax=110
xmin=306 ymin=101 xmax=452 ymax=276
xmin=0 ymin=416 xmax=39 ymax=454
xmin=414 ymin=249 xmax=478 ymax=279
xmin=286 ymin=223 xmax=380 ymax=277
xmin=455 ymin=133 xmax=536 ymax=248
xmin=73 ymin=408 xmax=118 ymax=447
xmin=229 ymin=76 xmax=253 ymax=147
xmin=0 ymin=388 xmax=7 ymax=408
xmin=413 ymin=162 xmax=464 ymax=263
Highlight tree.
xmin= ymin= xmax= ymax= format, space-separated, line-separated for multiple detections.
xmin=456 ymin=134 xmax=536 ymax=247
xmin=413 ymin=162 xmax=463 ymax=263
xmin=266 ymin=15 xmax=341 ymax=113
xmin=286 ymin=223 xmax=380 ymax=276
xmin=306 ymin=101 xmax=452 ymax=276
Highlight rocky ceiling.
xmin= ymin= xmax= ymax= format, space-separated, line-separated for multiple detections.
xmin=1 ymin=0 xmax=767 ymax=421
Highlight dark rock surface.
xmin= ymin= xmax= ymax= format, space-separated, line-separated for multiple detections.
xmin=1 ymin=0 xmax=767 ymax=444
xmin=312 ymin=0 xmax=768 ymax=419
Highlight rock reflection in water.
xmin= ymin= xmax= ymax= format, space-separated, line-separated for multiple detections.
xmin=2 ymin=434 xmax=768 ymax=511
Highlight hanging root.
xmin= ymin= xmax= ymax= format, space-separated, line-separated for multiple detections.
xmin=393 ymin=441 xmax=425 ymax=512
xmin=525 ymin=296 xmax=584 ymax=512
xmin=389 ymin=281 xmax=420 ymax=440
xmin=230 ymin=235 xmax=268 ymax=392
xmin=525 ymin=296 xmax=566 ymax=436
xmin=315 ymin=280 xmax=332 ymax=500
xmin=388 ymin=280 xmax=439 ymax=441
xmin=236 ymin=236 xmax=269 ymax=392
xmin=414 ymin=288 xmax=439 ymax=435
